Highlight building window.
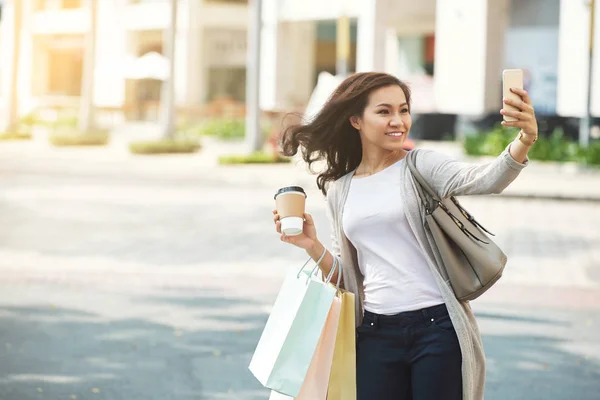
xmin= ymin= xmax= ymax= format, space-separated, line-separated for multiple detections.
xmin=46 ymin=45 xmax=83 ymax=96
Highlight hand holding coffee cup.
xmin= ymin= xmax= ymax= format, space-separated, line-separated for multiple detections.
xmin=273 ymin=186 xmax=318 ymax=250
xmin=274 ymin=186 xmax=307 ymax=236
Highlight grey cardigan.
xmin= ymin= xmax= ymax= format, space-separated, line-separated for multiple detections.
xmin=325 ymin=145 xmax=528 ymax=400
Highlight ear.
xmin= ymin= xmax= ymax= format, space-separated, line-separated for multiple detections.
xmin=349 ymin=116 xmax=361 ymax=130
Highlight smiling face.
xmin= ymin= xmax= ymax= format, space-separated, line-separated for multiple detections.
xmin=350 ymin=84 xmax=412 ymax=153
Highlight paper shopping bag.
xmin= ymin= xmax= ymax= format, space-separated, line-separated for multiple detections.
xmin=267 ymin=295 xmax=341 ymax=400
xmin=327 ymin=290 xmax=356 ymax=400
xmin=295 ymin=292 xmax=341 ymax=399
xmin=268 ymin=390 xmax=292 ymax=400
xmin=249 ymin=259 xmax=337 ymax=397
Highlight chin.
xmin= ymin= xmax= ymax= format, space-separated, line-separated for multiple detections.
xmin=383 ymin=139 xmax=407 ymax=151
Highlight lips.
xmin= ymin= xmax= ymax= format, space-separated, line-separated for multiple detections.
xmin=386 ymin=132 xmax=405 ymax=137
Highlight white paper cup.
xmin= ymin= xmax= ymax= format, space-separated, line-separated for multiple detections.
xmin=275 ymin=186 xmax=307 ymax=237
xmin=280 ymin=216 xmax=304 ymax=236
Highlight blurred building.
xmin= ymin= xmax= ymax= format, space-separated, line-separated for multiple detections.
xmin=261 ymin=0 xmax=599 ymax=138
xmin=0 ymin=0 xmax=598 ymax=136
xmin=0 ymin=0 xmax=249 ymax=118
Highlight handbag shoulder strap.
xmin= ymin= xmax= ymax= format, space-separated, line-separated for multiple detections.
xmin=405 ymin=150 xmax=441 ymax=202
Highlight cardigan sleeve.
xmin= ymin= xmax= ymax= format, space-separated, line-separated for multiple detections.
xmin=325 ymin=185 xmax=342 ymax=258
xmin=414 ymin=143 xmax=528 ymax=199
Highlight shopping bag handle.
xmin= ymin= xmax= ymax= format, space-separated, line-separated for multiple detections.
xmin=296 ymin=248 xmax=326 ymax=281
xmin=296 ymin=248 xmax=341 ymax=289
xmin=325 ymin=255 xmax=342 ymax=291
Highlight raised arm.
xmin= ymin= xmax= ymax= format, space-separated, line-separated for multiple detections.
xmin=416 ymin=86 xmax=538 ymax=198
xmin=414 ymin=143 xmax=527 ymax=198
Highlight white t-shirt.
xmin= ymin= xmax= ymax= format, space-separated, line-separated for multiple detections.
xmin=342 ymin=158 xmax=444 ymax=315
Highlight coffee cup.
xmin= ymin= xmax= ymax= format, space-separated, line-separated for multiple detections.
xmin=274 ymin=186 xmax=307 ymax=236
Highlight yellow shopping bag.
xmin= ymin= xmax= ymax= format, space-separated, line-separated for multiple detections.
xmin=327 ymin=290 xmax=356 ymax=400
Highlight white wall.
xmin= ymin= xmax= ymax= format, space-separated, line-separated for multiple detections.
xmin=356 ymin=0 xmax=388 ymax=72
xmin=31 ymin=8 xmax=88 ymax=34
xmin=94 ymin=0 xmax=127 ymax=107
xmin=203 ymin=3 xmax=248 ymax=28
xmin=0 ymin=1 xmax=17 ymax=121
xmin=260 ymin=0 xmax=316 ymax=111
xmin=1 ymin=0 xmax=37 ymax=115
xmin=434 ymin=0 xmax=509 ymax=115
xmin=122 ymin=2 xmax=171 ymax=31
xmin=556 ymin=0 xmax=599 ymax=117
xmin=185 ymin=0 xmax=206 ymax=105
xmin=592 ymin=2 xmax=600 ymax=117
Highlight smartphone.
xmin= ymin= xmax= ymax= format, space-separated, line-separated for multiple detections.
xmin=502 ymin=69 xmax=523 ymax=122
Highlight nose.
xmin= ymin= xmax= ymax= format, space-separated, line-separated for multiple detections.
xmin=390 ymin=115 xmax=404 ymax=127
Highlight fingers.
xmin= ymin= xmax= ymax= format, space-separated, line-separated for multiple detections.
xmin=501 ymin=93 xmax=537 ymax=133
xmin=303 ymin=213 xmax=314 ymax=225
xmin=503 ymin=97 xmax=534 ymax=113
xmin=273 ymin=210 xmax=281 ymax=233
xmin=510 ymin=87 xmax=532 ymax=105
xmin=280 ymin=232 xmax=297 ymax=243
xmin=500 ymin=108 xmax=531 ymax=121
xmin=501 ymin=119 xmax=529 ymax=129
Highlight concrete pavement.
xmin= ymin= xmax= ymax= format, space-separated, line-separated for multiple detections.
xmin=3 ymin=124 xmax=600 ymax=202
xmin=0 ymin=133 xmax=599 ymax=399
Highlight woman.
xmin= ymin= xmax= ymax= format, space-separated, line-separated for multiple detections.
xmin=272 ymin=72 xmax=537 ymax=400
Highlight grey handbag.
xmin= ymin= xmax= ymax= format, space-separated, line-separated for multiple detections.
xmin=406 ymin=151 xmax=507 ymax=301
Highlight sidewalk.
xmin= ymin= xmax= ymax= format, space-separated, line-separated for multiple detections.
xmin=1 ymin=125 xmax=599 ymax=400
xmin=1 ymin=124 xmax=599 ymax=202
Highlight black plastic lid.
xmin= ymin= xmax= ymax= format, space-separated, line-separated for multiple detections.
xmin=274 ymin=186 xmax=307 ymax=200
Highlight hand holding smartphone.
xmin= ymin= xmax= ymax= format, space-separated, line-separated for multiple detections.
xmin=502 ymin=69 xmax=524 ymax=122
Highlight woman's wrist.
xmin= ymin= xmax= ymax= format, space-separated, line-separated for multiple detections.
xmin=306 ymin=240 xmax=324 ymax=258
xmin=517 ymin=129 xmax=537 ymax=146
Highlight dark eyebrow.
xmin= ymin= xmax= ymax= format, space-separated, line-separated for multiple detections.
xmin=375 ymin=103 xmax=408 ymax=108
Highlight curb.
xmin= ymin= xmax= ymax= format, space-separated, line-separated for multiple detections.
xmin=493 ymin=193 xmax=600 ymax=203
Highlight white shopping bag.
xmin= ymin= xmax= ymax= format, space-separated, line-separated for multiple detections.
xmin=249 ymin=256 xmax=338 ymax=397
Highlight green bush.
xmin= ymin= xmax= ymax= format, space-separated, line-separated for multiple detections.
xmin=184 ymin=119 xmax=272 ymax=141
xmin=218 ymin=151 xmax=291 ymax=165
xmin=19 ymin=112 xmax=39 ymax=127
xmin=463 ymin=124 xmax=600 ymax=165
xmin=53 ymin=115 xmax=78 ymax=128
xmin=464 ymin=125 xmax=514 ymax=156
xmin=580 ymin=141 xmax=600 ymax=165
xmin=49 ymin=130 xmax=110 ymax=146
xmin=0 ymin=131 xmax=33 ymax=141
xmin=526 ymin=128 xmax=578 ymax=162
xmin=129 ymin=138 xmax=201 ymax=155
xmin=463 ymin=134 xmax=487 ymax=156
xmin=187 ymin=119 xmax=245 ymax=140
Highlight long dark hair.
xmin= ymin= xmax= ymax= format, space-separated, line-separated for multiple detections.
xmin=280 ymin=72 xmax=411 ymax=195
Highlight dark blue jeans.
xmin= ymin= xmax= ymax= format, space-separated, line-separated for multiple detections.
xmin=356 ymin=303 xmax=463 ymax=400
